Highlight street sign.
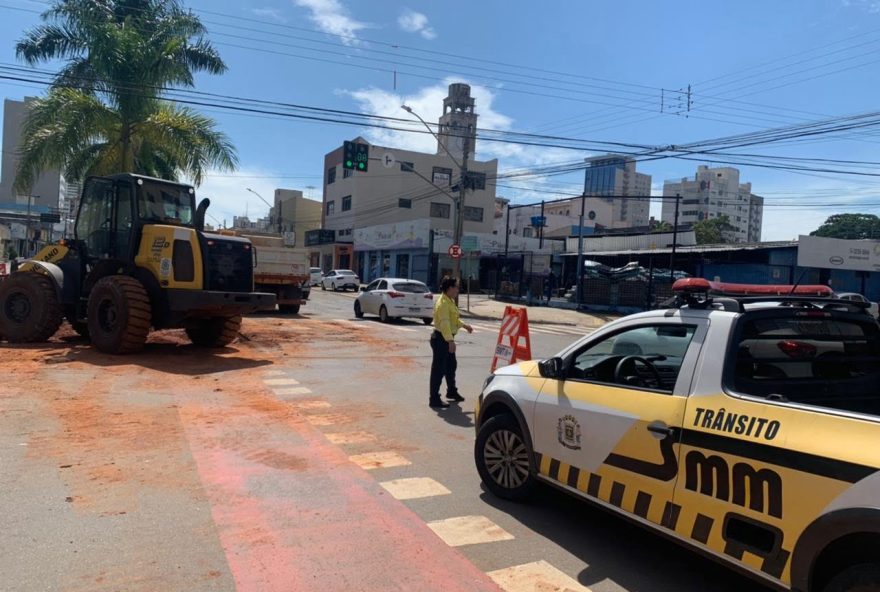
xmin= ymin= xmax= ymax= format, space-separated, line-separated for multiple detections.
xmin=282 ymin=230 xmax=296 ymax=247
xmin=382 ymin=152 xmax=396 ymax=168
xmin=461 ymin=236 xmax=478 ymax=252
xmin=448 ymin=244 xmax=462 ymax=259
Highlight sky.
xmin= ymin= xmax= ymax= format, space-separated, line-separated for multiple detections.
xmin=2 ymin=0 xmax=880 ymax=239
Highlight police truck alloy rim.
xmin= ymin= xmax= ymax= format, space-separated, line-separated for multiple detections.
xmin=483 ymin=428 xmax=530 ymax=489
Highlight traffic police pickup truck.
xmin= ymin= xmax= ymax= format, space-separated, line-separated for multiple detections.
xmin=474 ymin=279 xmax=880 ymax=592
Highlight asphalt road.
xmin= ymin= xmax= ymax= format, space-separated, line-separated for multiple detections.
xmin=289 ymin=289 xmax=773 ymax=592
xmin=0 ymin=288 xmax=774 ymax=592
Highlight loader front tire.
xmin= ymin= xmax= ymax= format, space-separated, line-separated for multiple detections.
xmin=185 ymin=315 xmax=242 ymax=347
xmin=87 ymin=275 xmax=151 ymax=354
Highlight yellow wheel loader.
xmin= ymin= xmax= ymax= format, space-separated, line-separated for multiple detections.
xmin=0 ymin=173 xmax=275 ymax=353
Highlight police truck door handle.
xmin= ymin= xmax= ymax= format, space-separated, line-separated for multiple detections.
xmin=647 ymin=423 xmax=674 ymax=438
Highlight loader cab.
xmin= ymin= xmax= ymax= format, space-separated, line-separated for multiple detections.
xmin=75 ymin=174 xmax=196 ymax=263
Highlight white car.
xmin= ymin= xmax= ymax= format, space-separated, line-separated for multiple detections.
xmin=321 ymin=269 xmax=360 ymax=291
xmin=354 ymin=278 xmax=434 ymax=324
xmin=836 ymin=292 xmax=879 ymax=318
xmin=309 ymin=267 xmax=322 ymax=287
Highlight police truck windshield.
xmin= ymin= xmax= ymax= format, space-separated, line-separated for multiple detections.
xmin=137 ymin=181 xmax=195 ymax=226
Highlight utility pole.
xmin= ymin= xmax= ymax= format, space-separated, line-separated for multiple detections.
xmin=576 ymin=193 xmax=586 ymax=307
xmin=670 ymin=193 xmax=680 ymax=282
xmin=454 ymin=129 xmax=471 ymax=283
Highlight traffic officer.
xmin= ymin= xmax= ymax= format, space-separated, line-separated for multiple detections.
xmin=429 ymin=276 xmax=473 ymax=409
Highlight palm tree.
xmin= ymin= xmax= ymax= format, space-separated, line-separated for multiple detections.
xmin=13 ymin=0 xmax=237 ymax=192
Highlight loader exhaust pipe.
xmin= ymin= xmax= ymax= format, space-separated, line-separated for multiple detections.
xmin=195 ymin=198 xmax=210 ymax=231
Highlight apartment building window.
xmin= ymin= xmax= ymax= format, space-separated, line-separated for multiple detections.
xmin=338 ymin=228 xmax=352 ymax=237
xmin=432 ymin=167 xmax=452 ymax=187
xmin=398 ymin=198 xmax=412 ymax=209
xmin=430 ymin=202 xmax=450 ymax=218
xmin=343 ymin=168 xmax=353 ymax=179
xmin=342 ymin=195 xmax=352 ymax=211
xmin=327 ymin=166 xmax=336 ymax=184
xmin=522 ymin=227 xmax=533 ymax=238
xmin=326 ymin=200 xmax=335 ymax=216
xmin=463 ymin=206 xmax=484 ymax=222
xmin=400 ymin=161 xmax=414 ymax=172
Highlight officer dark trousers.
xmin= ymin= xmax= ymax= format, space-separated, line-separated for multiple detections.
xmin=429 ymin=330 xmax=458 ymax=403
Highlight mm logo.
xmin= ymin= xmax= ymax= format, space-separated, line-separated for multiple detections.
xmin=829 ymin=256 xmax=845 ymax=265
xmin=685 ymin=451 xmax=782 ymax=518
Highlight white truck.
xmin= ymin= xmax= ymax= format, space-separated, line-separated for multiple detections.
xmin=226 ymin=233 xmax=311 ymax=315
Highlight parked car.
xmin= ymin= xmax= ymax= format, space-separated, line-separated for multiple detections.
xmin=309 ymin=267 xmax=323 ymax=287
xmin=836 ymin=292 xmax=879 ymax=319
xmin=354 ymin=278 xmax=434 ymax=324
xmin=320 ymin=269 xmax=360 ymax=291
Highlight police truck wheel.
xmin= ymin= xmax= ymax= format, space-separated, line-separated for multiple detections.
xmin=87 ymin=275 xmax=151 ymax=354
xmin=279 ymin=304 xmax=300 ymax=315
xmin=0 ymin=272 xmax=63 ymax=342
xmin=475 ymin=414 xmax=535 ymax=501
xmin=185 ymin=315 xmax=242 ymax=347
xmin=379 ymin=305 xmax=390 ymax=323
xmin=354 ymin=301 xmax=364 ymax=318
xmin=422 ymin=318 xmax=432 ymax=325
xmin=823 ymin=564 xmax=880 ymax=592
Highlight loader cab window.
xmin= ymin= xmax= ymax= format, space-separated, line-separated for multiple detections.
xmin=137 ymin=181 xmax=195 ymax=226
xmin=76 ymin=178 xmax=115 ymax=258
xmin=114 ymin=182 xmax=134 ymax=256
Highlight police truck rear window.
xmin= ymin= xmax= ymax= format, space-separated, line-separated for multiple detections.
xmin=731 ymin=315 xmax=880 ymax=416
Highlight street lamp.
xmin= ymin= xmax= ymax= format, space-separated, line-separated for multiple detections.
xmin=246 ymin=187 xmax=281 ymax=234
xmin=401 ymin=104 xmax=470 ymax=284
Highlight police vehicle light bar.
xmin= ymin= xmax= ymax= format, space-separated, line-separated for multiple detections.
xmin=672 ymin=278 xmax=834 ymax=297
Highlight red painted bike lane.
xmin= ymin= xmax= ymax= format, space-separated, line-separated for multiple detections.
xmin=179 ymin=388 xmax=502 ymax=592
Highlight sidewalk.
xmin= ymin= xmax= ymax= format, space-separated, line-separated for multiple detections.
xmin=458 ymin=294 xmax=620 ymax=329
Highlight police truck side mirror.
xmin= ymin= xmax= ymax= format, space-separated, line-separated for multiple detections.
xmin=538 ymin=357 xmax=564 ymax=379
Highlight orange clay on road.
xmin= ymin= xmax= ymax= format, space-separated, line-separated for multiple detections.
xmin=1 ymin=317 xmax=501 ymax=592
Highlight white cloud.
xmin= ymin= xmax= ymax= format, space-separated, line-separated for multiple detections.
xmin=292 ymin=0 xmax=368 ymax=45
xmin=252 ymin=7 xmax=286 ymax=23
xmin=398 ymin=9 xmax=436 ymax=40
xmin=345 ymin=80 xmax=594 ymax=203
xmin=842 ymin=0 xmax=880 ymax=12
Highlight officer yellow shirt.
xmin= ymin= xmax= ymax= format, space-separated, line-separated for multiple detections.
xmin=433 ymin=293 xmax=463 ymax=342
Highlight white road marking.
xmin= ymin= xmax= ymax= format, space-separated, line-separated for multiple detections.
xmin=290 ymin=400 xmax=331 ymax=410
xmin=274 ymin=387 xmax=312 ymax=396
xmin=488 ymin=560 xmax=593 ymax=592
xmin=263 ymin=369 xmax=286 ymax=377
xmin=305 ymin=413 xmax=353 ymax=426
xmin=349 ymin=451 xmax=411 ymax=470
xmin=325 ymin=431 xmax=377 ymax=445
xmin=263 ymin=378 xmax=300 ymax=386
xmin=426 ymin=515 xmax=515 ymax=547
xmin=379 ymin=477 xmax=451 ymax=500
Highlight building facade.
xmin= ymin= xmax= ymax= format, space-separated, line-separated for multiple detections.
xmin=0 ymin=97 xmax=67 ymax=257
xmin=542 ymin=154 xmax=652 ymax=230
xmin=661 ymin=165 xmax=764 ymax=243
xmin=271 ymin=188 xmax=321 ymax=248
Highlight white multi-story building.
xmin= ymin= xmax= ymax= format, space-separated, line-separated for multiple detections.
xmin=661 ymin=165 xmax=764 ymax=243
xmin=0 ymin=97 xmax=67 ymax=256
xmin=320 ymin=84 xmax=501 ymax=284
xmin=542 ymin=154 xmax=652 ymax=230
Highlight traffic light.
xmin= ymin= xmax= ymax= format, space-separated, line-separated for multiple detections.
xmin=343 ymin=141 xmax=369 ymax=172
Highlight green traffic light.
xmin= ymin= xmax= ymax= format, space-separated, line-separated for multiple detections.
xmin=346 ymin=160 xmax=353 ymax=167
xmin=358 ymin=163 xmax=365 ymax=170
